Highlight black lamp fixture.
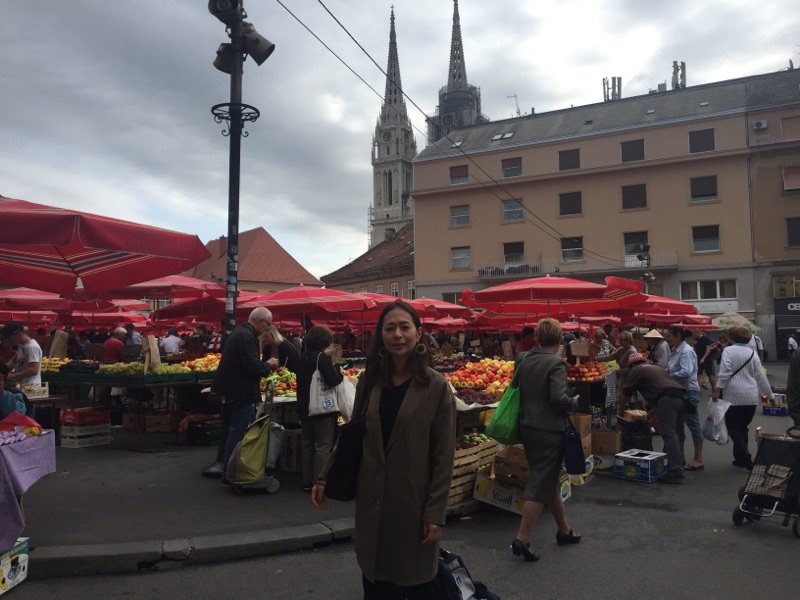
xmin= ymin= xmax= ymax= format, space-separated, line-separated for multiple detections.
xmin=208 ymin=0 xmax=275 ymax=330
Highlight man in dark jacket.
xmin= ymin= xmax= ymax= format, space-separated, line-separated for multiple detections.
xmin=211 ymin=307 xmax=276 ymax=486
xmin=788 ymin=347 xmax=800 ymax=428
xmin=620 ymin=353 xmax=687 ymax=483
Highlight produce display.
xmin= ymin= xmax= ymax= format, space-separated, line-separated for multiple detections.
xmin=0 ymin=425 xmax=42 ymax=444
xmin=445 ymin=358 xmax=514 ymax=398
xmin=457 ymin=429 xmax=492 ymax=449
xmin=179 ymin=353 xmax=221 ymax=373
xmin=262 ymin=368 xmax=296 ymax=396
xmin=41 ymin=357 xmax=71 ymax=372
xmin=96 ymin=362 xmax=192 ymax=376
xmin=433 ymin=354 xmax=466 ymax=372
xmin=566 ymin=360 xmax=609 ymax=382
xmin=455 ymin=388 xmax=498 ymax=406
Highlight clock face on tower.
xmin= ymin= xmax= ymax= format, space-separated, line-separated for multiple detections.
xmin=383 ymin=131 xmax=391 ymax=142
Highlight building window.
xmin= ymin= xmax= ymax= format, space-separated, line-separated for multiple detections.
xmin=788 ymin=217 xmax=800 ymax=247
xmin=621 ymin=139 xmax=645 ymax=162
xmin=502 ymin=199 xmax=524 ymax=222
xmin=374 ymin=284 xmax=383 ymax=294
xmin=407 ymin=280 xmax=416 ymax=300
xmin=622 ymin=184 xmax=647 ymax=210
xmin=391 ymin=282 xmax=399 ymax=297
xmin=441 ymin=292 xmax=460 ymax=304
xmin=623 ymin=231 xmax=649 ymax=255
xmin=450 ymin=165 xmax=468 ymax=185
xmin=450 ymin=205 xmax=470 ymax=227
xmin=504 ymin=242 xmax=524 ymax=265
xmin=690 ymin=176 xmax=718 ymax=202
xmin=559 ymin=191 xmax=582 ymax=216
xmin=689 ymin=129 xmax=715 ymax=153
xmin=559 ymin=149 xmax=580 ymax=171
xmin=784 ymin=166 xmax=800 ymax=192
xmin=681 ymin=279 xmax=737 ymax=301
xmin=345 ymin=289 xmax=353 ymax=293
xmin=692 ymin=225 xmax=720 ymax=252
xmin=647 ymin=282 xmax=665 ymax=296
xmin=561 ymin=237 xmax=583 ymax=262
xmin=451 ymin=247 xmax=471 ymax=270
xmin=502 ymin=157 xmax=522 ymax=178
xmin=360 ymin=287 xmax=368 ymax=292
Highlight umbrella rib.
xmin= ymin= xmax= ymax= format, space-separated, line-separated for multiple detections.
xmin=55 ymin=244 xmax=83 ymax=282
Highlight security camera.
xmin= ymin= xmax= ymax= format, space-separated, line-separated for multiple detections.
xmin=208 ymin=0 xmax=242 ymax=26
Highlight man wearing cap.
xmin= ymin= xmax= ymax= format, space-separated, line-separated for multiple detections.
xmin=1 ymin=321 xmax=43 ymax=387
xmin=643 ymin=329 xmax=670 ymax=369
xmin=619 ymin=352 xmax=687 ymax=483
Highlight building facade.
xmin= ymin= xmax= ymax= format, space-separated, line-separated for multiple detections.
xmin=412 ymin=69 xmax=800 ymax=358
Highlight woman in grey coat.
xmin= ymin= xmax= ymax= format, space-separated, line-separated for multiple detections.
xmin=511 ymin=318 xmax=582 ymax=562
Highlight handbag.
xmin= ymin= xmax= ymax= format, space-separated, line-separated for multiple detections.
xmin=324 ymin=381 xmax=369 ymax=501
xmin=718 ymin=349 xmax=754 ymax=400
xmin=308 ymin=353 xmax=339 ymax=416
xmin=485 ymin=353 xmax=528 ymax=445
xmin=563 ymin=414 xmax=586 ymax=475
xmin=335 ymin=375 xmax=357 ymax=422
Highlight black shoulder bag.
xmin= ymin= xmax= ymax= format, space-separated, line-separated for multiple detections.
xmin=719 ymin=349 xmax=755 ymax=400
xmin=324 ymin=379 xmax=370 ymax=501
xmin=563 ymin=413 xmax=586 ymax=475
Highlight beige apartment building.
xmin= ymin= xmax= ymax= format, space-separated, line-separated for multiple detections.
xmin=412 ymin=69 xmax=800 ymax=358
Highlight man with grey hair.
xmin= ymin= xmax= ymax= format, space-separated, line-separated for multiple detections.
xmin=211 ymin=307 xmax=276 ymax=486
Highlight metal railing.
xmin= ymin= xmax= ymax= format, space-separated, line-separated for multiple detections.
xmin=476 ymin=250 xmax=678 ymax=279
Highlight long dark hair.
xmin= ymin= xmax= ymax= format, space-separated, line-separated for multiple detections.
xmin=364 ymin=300 xmax=431 ymax=390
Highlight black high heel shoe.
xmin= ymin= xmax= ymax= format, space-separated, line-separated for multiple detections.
xmin=511 ymin=538 xmax=540 ymax=562
xmin=556 ymin=529 xmax=582 ymax=546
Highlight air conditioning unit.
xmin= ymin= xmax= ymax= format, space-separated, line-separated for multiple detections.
xmin=753 ymin=120 xmax=768 ymax=131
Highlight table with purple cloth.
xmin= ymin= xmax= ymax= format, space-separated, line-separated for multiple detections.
xmin=0 ymin=432 xmax=56 ymax=552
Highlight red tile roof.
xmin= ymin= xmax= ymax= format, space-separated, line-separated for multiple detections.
xmin=321 ymin=222 xmax=414 ymax=286
xmin=185 ymin=227 xmax=321 ymax=287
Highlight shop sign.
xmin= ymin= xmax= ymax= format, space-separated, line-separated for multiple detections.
xmin=774 ymin=297 xmax=800 ymax=316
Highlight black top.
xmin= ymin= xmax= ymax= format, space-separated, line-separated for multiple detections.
xmin=379 ymin=378 xmax=411 ymax=450
xmin=623 ymin=364 xmax=686 ymax=404
xmin=262 ymin=339 xmax=300 ymax=374
xmin=211 ymin=323 xmax=272 ymax=403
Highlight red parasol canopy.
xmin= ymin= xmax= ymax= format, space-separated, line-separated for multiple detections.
xmin=150 ymin=290 xmax=262 ymax=322
xmin=65 ymin=311 xmax=149 ymax=327
xmin=83 ymin=275 xmax=226 ymax=300
xmin=0 ymin=310 xmax=60 ymax=326
xmin=0 ymin=287 xmax=71 ymax=312
xmin=0 ymin=196 xmax=211 ymax=296
xmin=250 ymin=287 xmax=378 ymax=318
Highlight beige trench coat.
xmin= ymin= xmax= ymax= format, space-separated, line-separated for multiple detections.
xmin=354 ymin=368 xmax=455 ymax=587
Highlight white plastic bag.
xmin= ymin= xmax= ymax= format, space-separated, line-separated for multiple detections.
xmin=335 ymin=376 xmax=357 ymax=422
xmin=308 ymin=354 xmax=338 ymax=416
xmin=702 ymin=398 xmax=731 ymax=445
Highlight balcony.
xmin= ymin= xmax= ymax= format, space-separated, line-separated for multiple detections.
xmin=476 ymin=250 xmax=678 ymax=280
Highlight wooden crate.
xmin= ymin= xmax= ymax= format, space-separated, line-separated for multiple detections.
xmin=448 ymin=440 xmax=498 ymax=506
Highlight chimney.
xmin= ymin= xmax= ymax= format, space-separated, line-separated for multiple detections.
xmin=218 ymin=235 xmax=226 ymax=258
xmin=384 ymin=228 xmax=397 ymax=242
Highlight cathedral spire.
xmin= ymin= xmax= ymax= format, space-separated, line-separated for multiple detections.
xmin=447 ymin=0 xmax=468 ymax=91
xmin=384 ymin=7 xmax=406 ymax=113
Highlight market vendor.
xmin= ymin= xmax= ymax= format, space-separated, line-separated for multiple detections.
xmin=515 ymin=326 xmax=538 ymax=357
xmin=619 ymin=353 xmax=687 ymax=484
xmin=0 ymin=363 xmax=26 ymax=419
xmin=103 ymin=327 xmax=128 ymax=362
xmin=1 ymin=321 xmax=42 ymax=387
xmin=261 ymin=325 xmax=299 ymax=373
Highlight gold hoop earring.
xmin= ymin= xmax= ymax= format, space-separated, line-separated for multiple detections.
xmin=378 ymin=347 xmax=388 ymax=358
xmin=415 ymin=343 xmax=427 ymax=355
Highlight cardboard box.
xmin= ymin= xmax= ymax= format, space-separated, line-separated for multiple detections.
xmin=20 ymin=382 xmax=48 ymax=399
xmin=474 ymin=467 xmax=570 ymax=516
xmin=567 ymin=455 xmax=595 ymax=486
xmin=614 ymin=449 xmax=668 ymax=482
xmin=591 ymin=454 xmax=616 ymax=476
xmin=60 ymin=408 xmax=110 ymax=426
xmin=0 ymin=537 xmax=29 ymax=595
xmin=762 ymin=393 xmax=789 ymax=417
xmin=61 ymin=434 xmax=111 ymax=448
xmin=279 ymin=428 xmax=302 ymax=472
xmin=145 ymin=413 xmax=179 ymax=433
xmin=493 ymin=445 xmax=529 ymax=486
xmin=592 ymin=429 xmax=622 ymax=455
xmin=61 ymin=423 xmax=111 ymax=438
xmin=571 ymin=413 xmax=592 ymax=439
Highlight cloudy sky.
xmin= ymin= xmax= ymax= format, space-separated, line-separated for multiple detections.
xmin=1 ymin=1 xmax=796 ymax=279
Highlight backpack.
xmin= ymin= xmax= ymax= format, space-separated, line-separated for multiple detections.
xmin=433 ymin=548 xmax=501 ymax=600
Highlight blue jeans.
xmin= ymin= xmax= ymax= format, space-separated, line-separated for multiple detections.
xmin=222 ymin=400 xmax=255 ymax=476
xmin=684 ymin=388 xmax=703 ymax=443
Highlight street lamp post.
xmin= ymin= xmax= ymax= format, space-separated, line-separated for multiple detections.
xmin=208 ymin=0 xmax=274 ymax=331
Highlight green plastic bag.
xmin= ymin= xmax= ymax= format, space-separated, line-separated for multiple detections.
xmin=485 ymin=353 xmax=526 ymax=445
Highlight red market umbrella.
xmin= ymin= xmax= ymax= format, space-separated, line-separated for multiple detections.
xmin=462 ymin=276 xmax=646 ymax=317
xmin=0 ymin=196 xmax=211 ymax=296
xmin=67 ymin=298 xmax=150 ymax=312
xmin=65 ymin=311 xmax=149 ymax=327
xmin=150 ymin=290 xmax=262 ymax=322
xmin=0 ymin=287 xmax=71 ymax=312
xmin=85 ymin=275 xmax=226 ymax=300
xmin=0 ymin=310 xmax=59 ymax=326
xmin=250 ymin=287 xmax=378 ymax=318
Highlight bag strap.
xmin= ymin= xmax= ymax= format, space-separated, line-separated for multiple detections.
xmin=729 ymin=349 xmax=755 ymax=379
xmin=509 ymin=351 xmax=528 ymax=387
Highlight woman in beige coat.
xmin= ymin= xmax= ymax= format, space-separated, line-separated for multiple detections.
xmin=312 ymin=300 xmax=455 ymax=599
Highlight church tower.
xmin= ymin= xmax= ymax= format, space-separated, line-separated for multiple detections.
xmin=426 ymin=0 xmax=488 ymax=145
xmin=370 ymin=8 xmax=416 ymax=248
